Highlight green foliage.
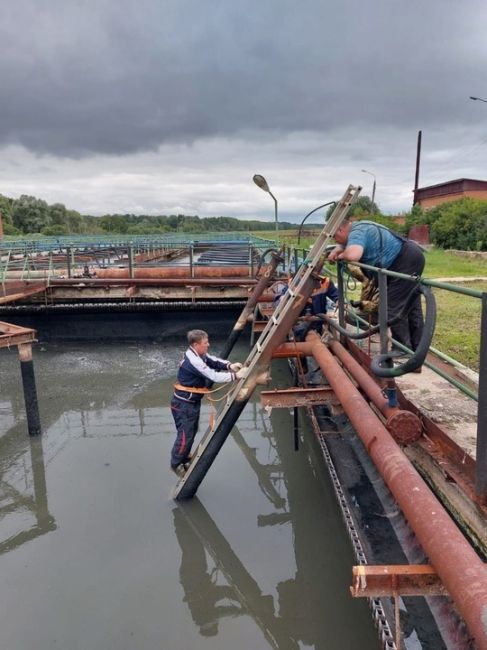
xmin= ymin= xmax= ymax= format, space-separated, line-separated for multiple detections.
xmin=404 ymin=198 xmax=487 ymax=250
xmin=49 ymin=203 xmax=67 ymax=226
xmin=41 ymin=224 xmax=69 ymax=236
xmin=404 ymin=203 xmax=425 ymax=230
xmin=349 ymin=195 xmax=380 ymax=217
xmin=11 ymin=195 xmax=51 ymax=233
xmin=2 ymin=221 xmax=21 ymax=235
xmin=429 ymin=198 xmax=486 ymax=250
xmin=353 ymin=213 xmax=407 ymax=234
xmin=0 ymin=194 xmax=14 ymax=223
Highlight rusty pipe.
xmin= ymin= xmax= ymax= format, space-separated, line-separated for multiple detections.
xmin=328 ymin=338 xmax=422 ymax=444
xmin=295 ymin=331 xmax=487 ymax=648
xmin=49 ymin=277 xmax=258 ymax=287
xmin=94 ymin=266 xmax=252 ymax=279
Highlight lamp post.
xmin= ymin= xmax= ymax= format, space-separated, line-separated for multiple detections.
xmin=253 ymin=174 xmax=278 ymax=241
xmin=361 ymin=169 xmax=376 ymax=213
xmin=470 ymin=96 xmax=487 ymax=104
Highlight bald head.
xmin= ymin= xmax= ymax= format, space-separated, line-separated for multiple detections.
xmin=334 ymin=219 xmax=352 ymax=245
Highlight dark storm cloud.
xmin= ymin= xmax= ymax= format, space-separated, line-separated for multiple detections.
xmin=1 ymin=0 xmax=486 ymax=157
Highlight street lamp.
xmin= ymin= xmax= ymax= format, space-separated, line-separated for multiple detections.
xmin=253 ymin=174 xmax=278 ymax=241
xmin=470 ymin=96 xmax=487 ymax=104
xmin=361 ymin=169 xmax=376 ymax=212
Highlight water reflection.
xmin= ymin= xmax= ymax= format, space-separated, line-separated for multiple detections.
xmin=173 ymin=505 xmax=244 ymax=637
xmin=173 ymin=401 xmax=376 ymax=649
xmin=0 ymin=432 xmax=56 ymax=554
xmin=231 ymin=427 xmax=286 ymax=510
xmin=174 ymin=499 xmax=299 ymax=649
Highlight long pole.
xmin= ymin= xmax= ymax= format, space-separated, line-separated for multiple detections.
xmin=413 ymin=130 xmax=422 ymax=205
xmin=269 ymin=191 xmax=278 ymax=241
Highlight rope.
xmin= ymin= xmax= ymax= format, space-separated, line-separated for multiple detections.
xmin=173 ymin=382 xmax=229 ymax=395
xmin=173 ymin=381 xmax=236 ymax=430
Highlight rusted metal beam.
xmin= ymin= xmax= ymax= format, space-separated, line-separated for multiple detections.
xmin=260 ymin=387 xmax=338 ymax=408
xmin=291 ymin=332 xmax=487 ymax=648
xmin=0 ymin=322 xmax=40 ymax=435
xmin=251 ymin=321 xmax=268 ymax=333
xmin=47 ymin=286 xmax=251 ymax=301
xmin=49 ymin=277 xmax=258 ymax=286
xmin=0 ymin=321 xmax=36 ymax=348
xmin=0 ymin=281 xmax=47 ymax=304
xmin=271 ymin=343 xmax=307 ymax=358
xmin=350 ymin=565 xmax=448 ymax=597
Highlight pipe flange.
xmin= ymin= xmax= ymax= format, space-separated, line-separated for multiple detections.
xmin=386 ymin=411 xmax=422 ymax=445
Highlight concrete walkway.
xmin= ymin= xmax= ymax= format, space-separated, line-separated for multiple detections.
xmin=429 ymin=276 xmax=487 ymax=283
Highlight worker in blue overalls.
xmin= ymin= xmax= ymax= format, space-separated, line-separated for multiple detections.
xmin=170 ymin=329 xmax=247 ymax=477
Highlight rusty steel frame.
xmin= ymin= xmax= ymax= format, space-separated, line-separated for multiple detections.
xmin=347 ymin=339 xmax=487 ymax=515
xmin=350 ymin=565 xmax=448 ymax=598
xmin=0 ymin=281 xmax=48 ymax=305
xmin=0 ymin=321 xmax=36 ymax=348
xmin=285 ymin=332 xmax=487 ymax=648
xmin=260 ymin=386 xmax=339 ymax=409
xmin=49 ymin=277 xmax=259 ymax=287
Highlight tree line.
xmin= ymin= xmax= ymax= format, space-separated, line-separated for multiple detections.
xmin=0 ymin=193 xmax=299 ymax=237
xmin=0 ymin=192 xmax=485 ymax=250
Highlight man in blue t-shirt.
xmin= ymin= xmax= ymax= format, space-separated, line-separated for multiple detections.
xmin=328 ymin=220 xmax=425 ymax=354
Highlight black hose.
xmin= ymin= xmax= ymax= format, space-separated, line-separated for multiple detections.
xmin=255 ymin=248 xmax=279 ymax=275
xmin=321 ymin=285 xmax=423 ymax=341
xmin=297 ymin=201 xmax=336 ymax=245
xmin=370 ymin=285 xmax=436 ymax=377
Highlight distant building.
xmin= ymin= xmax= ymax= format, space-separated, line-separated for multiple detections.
xmin=415 ymin=178 xmax=487 ymax=209
xmin=387 ymin=214 xmax=406 ymax=227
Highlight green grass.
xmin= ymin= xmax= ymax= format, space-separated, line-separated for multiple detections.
xmin=423 ymin=249 xmax=487 ymax=278
xmin=432 ymin=281 xmax=485 ymax=371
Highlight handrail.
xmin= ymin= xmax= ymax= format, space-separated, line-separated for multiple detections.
xmin=343 ymin=308 xmax=479 ymax=401
xmin=351 ymin=260 xmax=483 ymax=299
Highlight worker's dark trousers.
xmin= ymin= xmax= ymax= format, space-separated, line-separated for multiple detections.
xmin=170 ymin=396 xmax=201 ymax=468
xmin=383 ymin=240 xmax=425 ymax=351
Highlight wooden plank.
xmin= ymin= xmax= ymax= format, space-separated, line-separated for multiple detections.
xmin=261 ymin=386 xmax=338 ymax=408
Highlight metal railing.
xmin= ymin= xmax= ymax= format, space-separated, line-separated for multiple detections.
xmin=0 ymin=234 xmax=279 ymax=282
xmin=329 ymin=258 xmax=486 ymax=501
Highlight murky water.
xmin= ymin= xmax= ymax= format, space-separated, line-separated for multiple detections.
xmin=0 ymin=336 xmax=379 ymax=649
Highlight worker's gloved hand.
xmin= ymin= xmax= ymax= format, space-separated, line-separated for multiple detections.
xmin=229 ymin=362 xmax=243 ymax=372
xmin=236 ymin=367 xmax=249 ymax=380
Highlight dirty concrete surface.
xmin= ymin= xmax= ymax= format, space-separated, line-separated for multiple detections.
xmin=396 ymin=365 xmax=478 ymax=459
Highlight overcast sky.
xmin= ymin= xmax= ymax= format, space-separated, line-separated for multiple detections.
xmin=2 ymin=0 xmax=487 ymax=221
